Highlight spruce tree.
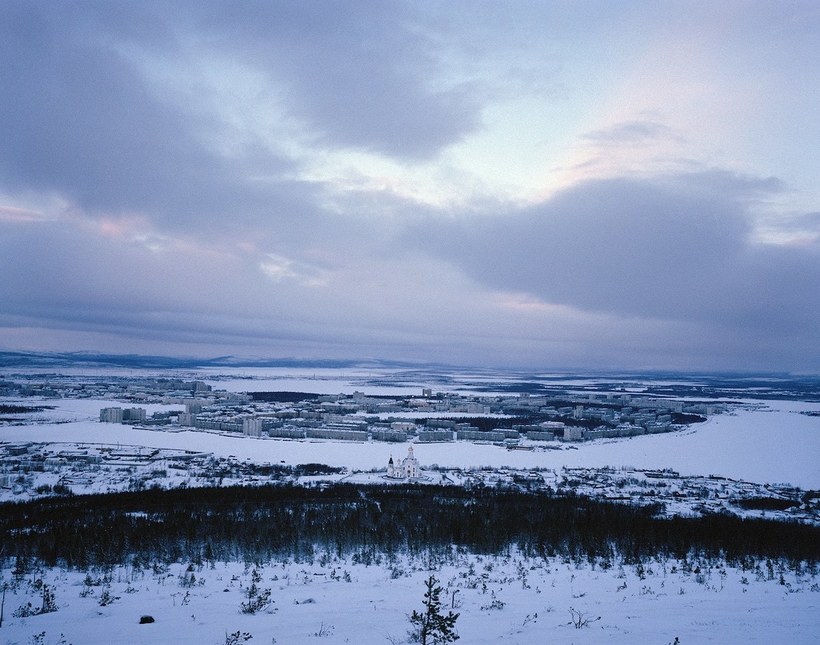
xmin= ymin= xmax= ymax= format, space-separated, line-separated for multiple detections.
xmin=409 ymin=575 xmax=459 ymax=644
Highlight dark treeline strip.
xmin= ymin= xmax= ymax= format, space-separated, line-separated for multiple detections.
xmin=249 ymin=392 xmax=321 ymax=403
xmin=0 ymin=404 xmax=47 ymax=414
xmin=735 ymin=497 xmax=797 ymax=511
xmin=418 ymin=416 xmax=536 ymax=432
xmin=1 ymin=484 xmax=817 ymax=569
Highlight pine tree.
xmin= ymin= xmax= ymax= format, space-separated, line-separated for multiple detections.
xmin=409 ymin=575 xmax=459 ymax=645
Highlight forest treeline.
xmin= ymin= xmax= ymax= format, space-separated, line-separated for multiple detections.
xmin=0 ymin=404 xmax=46 ymax=414
xmin=1 ymin=483 xmax=817 ymax=570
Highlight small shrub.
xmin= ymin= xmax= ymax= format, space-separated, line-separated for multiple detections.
xmin=179 ymin=565 xmax=198 ymax=588
xmin=240 ymin=588 xmax=271 ymax=614
xmin=14 ymin=582 xmax=57 ymax=617
xmin=98 ymin=588 xmax=120 ymax=607
xmin=568 ymin=607 xmax=599 ymax=629
xmin=480 ymin=598 xmax=505 ymax=611
xmin=313 ymin=622 xmax=334 ymax=637
xmin=240 ymin=571 xmax=272 ymax=615
xmin=13 ymin=602 xmax=37 ymax=618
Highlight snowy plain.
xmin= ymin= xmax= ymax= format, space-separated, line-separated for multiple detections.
xmin=2 ymin=552 xmax=817 ymax=645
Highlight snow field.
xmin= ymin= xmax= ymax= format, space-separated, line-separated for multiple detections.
xmin=2 ymin=552 xmax=818 ymax=645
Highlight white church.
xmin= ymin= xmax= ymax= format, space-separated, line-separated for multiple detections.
xmin=386 ymin=445 xmax=422 ymax=480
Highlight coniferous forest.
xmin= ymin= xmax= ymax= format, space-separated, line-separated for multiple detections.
xmin=1 ymin=483 xmax=817 ymax=571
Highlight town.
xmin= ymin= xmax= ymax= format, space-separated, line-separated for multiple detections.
xmin=3 ymin=371 xmax=817 ymax=527
xmin=1 ymin=369 xmax=724 ymax=446
xmin=154 ymin=388 xmax=716 ymax=444
xmin=90 ymin=376 xmax=718 ymax=444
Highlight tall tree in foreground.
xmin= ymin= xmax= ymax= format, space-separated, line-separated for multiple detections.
xmin=409 ymin=575 xmax=459 ymax=644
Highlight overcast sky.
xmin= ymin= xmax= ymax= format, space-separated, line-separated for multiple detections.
xmin=1 ymin=1 xmax=819 ymax=371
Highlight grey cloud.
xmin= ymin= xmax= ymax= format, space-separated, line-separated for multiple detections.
xmin=758 ymin=211 xmax=820 ymax=239
xmin=193 ymin=0 xmax=481 ymax=159
xmin=582 ymin=120 xmax=676 ymax=144
xmin=0 ymin=216 xmax=473 ymax=361
xmin=0 ymin=217 xmax=318 ymax=349
xmin=660 ymin=170 xmax=787 ymax=200
xmin=0 ymin=1 xmax=483 ymax=240
xmin=0 ymin=2 xmax=394 ymax=248
xmin=796 ymin=211 xmax=820 ymax=228
xmin=2 ymin=2 xmax=817 ymax=372
xmin=408 ymin=176 xmax=820 ymax=340
xmin=0 ymin=2 xmax=311 ymax=232
xmin=726 ymin=242 xmax=820 ymax=334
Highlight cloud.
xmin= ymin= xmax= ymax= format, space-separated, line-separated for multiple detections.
xmin=660 ymin=170 xmax=787 ymax=200
xmin=407 ymin=174 xmax=820 ymax=342
xmin=581 ymin=120 xmax=677 ymax=145
xmin=1 ymin=2 xmax=818 ymax=372
xmin=0 ymin=0 xmax=487 ymax=248
xmin=2 ymin=168 xmax=819 ymax=372
xmin=0 ymin=204 xmax=55 ymax=224
xmin=259 ymin=253 xmax=329 ymax=287
xmin=192 ymin=1 xmax=482 ymax=160
xmin=754 ymin=210 xmax=820 ymax=246
xmin=0 ymin=2 xmax=306 ymax=230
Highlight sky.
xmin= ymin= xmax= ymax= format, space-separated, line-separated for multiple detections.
xmin=1 ymin=0 xmax=819 ymax=372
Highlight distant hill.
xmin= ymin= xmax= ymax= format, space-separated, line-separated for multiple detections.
xmin=0 ymin=351 xmax=365 ymax=370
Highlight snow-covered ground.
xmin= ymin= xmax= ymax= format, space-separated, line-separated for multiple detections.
xmin=2 ymin=398 xmax=818 ymax=488
xmin=1 ymin=552 xmax=817 ymax=645
xmin=2 ymin=371 xmax=819 ymax=644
